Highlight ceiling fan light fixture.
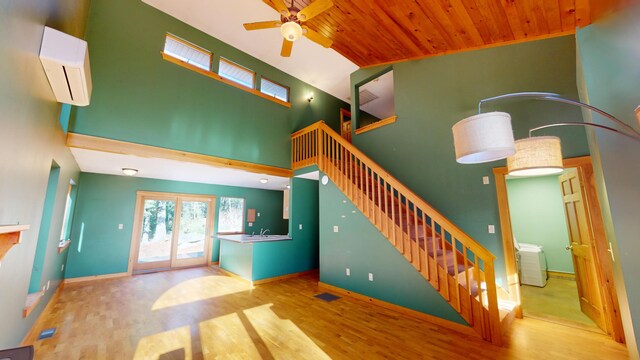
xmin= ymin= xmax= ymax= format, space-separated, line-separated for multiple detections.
xmin=281 ymin=21 xmax=303 ymax=41
xmin=122 ymin=168 xmax=138 ymax=176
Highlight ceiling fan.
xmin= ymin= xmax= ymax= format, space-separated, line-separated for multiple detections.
xmin=243 ymin=0 xmax=334 ymax=57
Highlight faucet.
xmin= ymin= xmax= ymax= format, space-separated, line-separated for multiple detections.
xmin=260 ymin=228 xmax=270 ymax=236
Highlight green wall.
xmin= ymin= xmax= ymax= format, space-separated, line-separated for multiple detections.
xmin=349 ymin=36 xmax=589 ymax=285
xmin=577 ymin=6 xmax=640 ymax=357
xmin=0 ymin=0 xmax=87 ymax=347
xmin=71 ymin=0 xmax=349 ymax=170
xmin=65 ymin=173 xmax=288 ymax=278
xmin=506 ymin=175 xmax=574 ymax=274
xmin=319 ymin=175 xmax=466 ymax=325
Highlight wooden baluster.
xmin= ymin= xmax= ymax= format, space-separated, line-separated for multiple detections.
xmin=376 ymin=175 xmax=382 ymax=231
xmin=437 ymin=221 xmax=450 ymax=300
xmin=463 ymin=245 xmax=472 ymax=325
xmin=430 ymin=216 xmax=439 ymax=289
xmin=474 ymin=257 xmax=485 ymax=339
xmin=452 ymin=236 xmax=461 ymax=312
xmin=349 ymin=152 xmax=353 ymax=201
xmin=404 ymin=197 xmax=411 ymax=258
xmin=341 ymin=144 xmax=345 ymax=190
xmin=364 ymin=165 xmax=369 ymax=216
xmin=413 ymin=204 xmax=420 ymax=270
xmin=390 ymin=185 xmax=397 ymax=247
xmin=383 ymin=180 xmax=389 ymax=238
xmin=421 ymin=211 xmax=429 ymax=280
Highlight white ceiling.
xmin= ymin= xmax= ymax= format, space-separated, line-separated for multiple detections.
xmin=142 ymin=0 xmax=359 ymax=102
xmin=71 ymin=148 xmax=290 ymax=191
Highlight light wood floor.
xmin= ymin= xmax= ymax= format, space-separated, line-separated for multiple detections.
xmin=521 ymin=277 xmax=601 ymax=332
xmin=28 ymin=267 xmax=628 ymax=359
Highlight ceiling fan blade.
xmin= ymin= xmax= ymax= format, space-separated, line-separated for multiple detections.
xmin=297 ymin=0 xmax=333 ymax=22
xmin=269 ymin=0 xmax=291 ymax=17
xmin=302 ymin=26 xmax=333 ymax=48
xmin=281 ymin=39 xmax=293 ymax=57
xmin=243 ymin=21 xmax=282 ymax=31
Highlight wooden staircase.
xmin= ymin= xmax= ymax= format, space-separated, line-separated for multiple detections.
xmin=291 ymin=121 xmax=512 ymax=345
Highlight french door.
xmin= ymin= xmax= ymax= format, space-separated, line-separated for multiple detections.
xmin=131 ymin=192 xmax=215 ymax=272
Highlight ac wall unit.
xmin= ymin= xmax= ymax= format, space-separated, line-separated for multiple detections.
xmin=39 ymin=26 xmax=92 ymax=106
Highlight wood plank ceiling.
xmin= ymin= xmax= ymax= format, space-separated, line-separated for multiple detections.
xmin=269 ymin=0 xmax=592 ymax=67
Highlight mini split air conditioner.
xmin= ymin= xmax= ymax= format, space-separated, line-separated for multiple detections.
xmin=39 ymin=26 xmax=92 ymax=106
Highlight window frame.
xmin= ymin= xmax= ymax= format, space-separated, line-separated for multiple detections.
xmin=260 ymin=76 xmax=290 ymax=103
xmin=217 ymin=197 xmax=246 ymax=235
xmin=163 ymin=33 xmax=214 ymax=72
xmin=218 ymin=57 xmax=256 ymax=89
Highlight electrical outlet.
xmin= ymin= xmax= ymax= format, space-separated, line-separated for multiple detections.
xmin=257 ymin=212 xmax=261 ymax=217
xmin=46 ymin=281 xmax=50 ymax=290
xmin=299 ymin=224 xmax=303 ymax=230
xmin=488 ymin=225 xmax=495 ymax=234
xmin=118 ymin=223 xmax=124 ymax=230
xmin=483 ymin=176 xmax=490 ymax=185
xmin=368 ymin=273 xmax=374 ymax=281
xmin=248 ymin=222 xmax=253 ymax=227
xmin=346 ymin=268 xmax=350 ymax=276
xmin=333 ymin=226 xmax=339 ymax=232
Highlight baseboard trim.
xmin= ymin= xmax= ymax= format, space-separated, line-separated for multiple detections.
xmin=63 ymin=272 xmax=130 ymax=285
xmin=21 ymin=282 xmax=64 ymax=346
xmin=218 ymin=268 xmax=318 ymax=287
xmin=252 ymin=269 xmax=318 ymax=285
xmin=218 ymin=268 xmax=252 ymax=285
xmin=547 ymin=271 xmax=575 ymax=280
xmin=318 ymin=282 xmax=478 ymax=338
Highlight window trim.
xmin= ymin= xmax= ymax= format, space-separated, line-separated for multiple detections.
xmin=161 ymin=53 xmax=291 ymax=108
xmin=218 ymin=57 xmax=256 ymax=89
xmin=260 ymin=76 xmax=290 ymax=103
xmin=217 ymin=197 xmax=246 ymax=235
xmin=164 ymin=33 xmax=213 ymax=72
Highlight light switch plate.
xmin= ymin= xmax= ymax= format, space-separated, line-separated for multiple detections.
xmin=333 ymin=226 xmax=339 ymax=232
xmin=488 ymin=225 xmax=495 ymax=234
xmin=483 ymin=176 xmax=490 ymax=185
xmin=257 ymin=212 xmax=261 ymax=217
xmin=248 ymin=222 xmax=253 ymax=227
xmin=346 ymin=268 xmax=350 ymax=276
xmin=118 ymin=224 xmax=124 ymax=230
xmin=368 ymin=273 xmax=374 ymax=281
xmin=299 ymin=224 xmax=303 ymax=230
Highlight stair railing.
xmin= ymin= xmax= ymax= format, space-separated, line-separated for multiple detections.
xmin=291 ymin=121 xmax=502 ymax=345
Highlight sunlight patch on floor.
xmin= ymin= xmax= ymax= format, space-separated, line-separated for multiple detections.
xmin=133 ymin=325 xmax=191 ymax=359
xmin=199 ymin=312 xmax=262 ymax=359
xmin=243 ymin=304 xmax=331 ymax=359
xmin=152 ymin=275 xmax=251 ymax=310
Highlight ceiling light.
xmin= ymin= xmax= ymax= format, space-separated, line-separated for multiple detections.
xmin=507 ymin=136 xmax=563 ymax=176
xmin=122 ymin=168 xmax=138 ymax=176
xmin=259 ymin=178 xmax=269 ymax=184
xmin=452 ymin=112 xmax=515 ymax=164
xmin=285 ymin=184 xmax=291 ymax=189
xmin=280 ymin=22 xmax=303 ymax=42
xmin=307 ymin=93 xmax=314 ymax=102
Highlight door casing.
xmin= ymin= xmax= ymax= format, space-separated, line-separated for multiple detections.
xmin=493 ymin=156 xmax=625 ymax=343
xmin=127 ymin=191 xmax=216 ymax=274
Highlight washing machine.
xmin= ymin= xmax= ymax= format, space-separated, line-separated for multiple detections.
xmin=515 ymin=241 xmax=548 ymax=287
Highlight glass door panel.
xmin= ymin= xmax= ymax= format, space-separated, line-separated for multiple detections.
xmin=176 ymin=201 xmax=208 ymax=260
xmin=136 ymin=199 xmax=176 ymax=270
xmin=132 ymin=193 xmax=214 ymax=273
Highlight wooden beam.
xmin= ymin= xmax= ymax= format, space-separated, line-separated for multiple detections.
xmin=66 ymin=133 xmax=293 ymax=178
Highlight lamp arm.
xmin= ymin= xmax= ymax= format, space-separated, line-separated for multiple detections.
xmin=478 ymin=92 xmax=640 ymax=138
xmin=529 ymin=122 xmax=640 ymax=142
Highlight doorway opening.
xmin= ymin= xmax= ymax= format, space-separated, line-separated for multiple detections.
xmin=494 ymin=156 xmax=625 ymax=343
xmin=128 ymin=191 xmax=216 ymax=274
xmin=506 ymin=168 xmax=601 ymax=331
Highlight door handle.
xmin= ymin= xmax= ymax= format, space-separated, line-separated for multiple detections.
xmin=565 ymin=245 xmax=573 ymax=251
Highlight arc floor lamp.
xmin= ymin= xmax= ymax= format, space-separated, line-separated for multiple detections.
xmin=452 ymin=92 xmax=640 ymax=176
